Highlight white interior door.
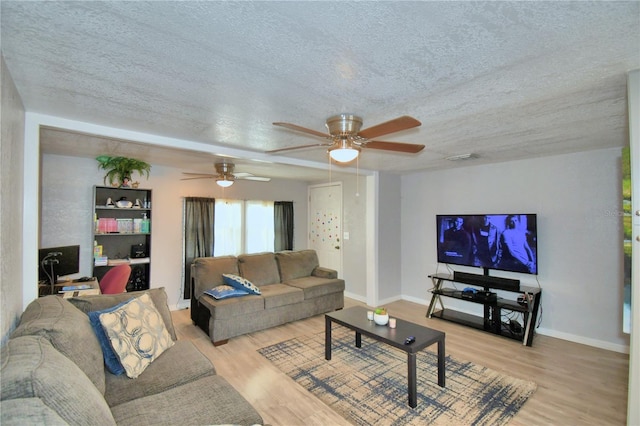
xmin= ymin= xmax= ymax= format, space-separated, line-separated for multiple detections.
xmin=308 ymin=183 xmax=343 ymax=277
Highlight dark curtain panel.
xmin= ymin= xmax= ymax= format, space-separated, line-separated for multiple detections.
xmin=183 ymin=197 xmax=215 ymax=300
xmin=274 ymin=201 xmax=294 ymax=251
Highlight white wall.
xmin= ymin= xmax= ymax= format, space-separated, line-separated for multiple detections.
xmin=0 ymin=55 xmax=25 ymax=343
xmin=339 ymin=174 xmax=369 ymax=300
xmin=377 ymin=173 xmax=402 ymax=303
xmin=41 ymin=154 xmax=311 ymax=309
xmin=401 ymin=148 xmax=629 ymax=351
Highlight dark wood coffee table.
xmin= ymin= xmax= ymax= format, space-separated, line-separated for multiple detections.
xmin=325 ymin=306 xmax=445 ymax=408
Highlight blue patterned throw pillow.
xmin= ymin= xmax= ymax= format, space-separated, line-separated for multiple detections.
xmin=204 ymin=285 xmax=251 ymax=300
xmin=222 ymin=274 xmax=261 ymax=295
xmin=88 ymin=299 xmax=133 ymax=375
xmin=99 ymin=293 xmax=174 ymax=379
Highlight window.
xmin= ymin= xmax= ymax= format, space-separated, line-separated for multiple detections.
xmin=245 ymin=200 xmax=275 ymax=254
xmin=214 ymin=199 xmax=274 ymax=256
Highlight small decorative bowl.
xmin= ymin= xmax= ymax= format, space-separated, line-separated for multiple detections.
xmin=373 ymin=313 xmax=389 ymax=326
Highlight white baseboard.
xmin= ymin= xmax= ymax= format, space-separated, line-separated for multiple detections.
xmin=344 ymin=291 xmax=367 ymax=304
xmin=535 ymin=327 xmax=629 ymax=354
xmin=174 ymin=300 xmax=190 ymax=311
xmin=386 ymin=293 xmax=631 ymax=354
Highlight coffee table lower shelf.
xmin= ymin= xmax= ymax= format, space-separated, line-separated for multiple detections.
xmin=430 ymin=309 xmax=490 ymax=330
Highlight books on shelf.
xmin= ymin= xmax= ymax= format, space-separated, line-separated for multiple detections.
xmin=96 ymin=217 xmax=149 ymax=234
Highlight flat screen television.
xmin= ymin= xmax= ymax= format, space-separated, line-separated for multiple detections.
xmin=38 ymin=245 xmax=80 ymax=284
xmin=436 ymin=214 xmax=538 ymax=275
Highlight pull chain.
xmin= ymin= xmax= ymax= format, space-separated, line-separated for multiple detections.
xmin=356 ymin=155 xmax=360 ymax=197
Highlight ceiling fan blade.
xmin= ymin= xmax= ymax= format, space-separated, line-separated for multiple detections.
xmin=266 ymin=142 xmax=333 ymax=154
xmin=237 ymin=176 xmax=271 ymax=182
xmin=363 ymin=140 xmax=425 ymax=153
xmin=273 ymin=122 xmax=331 ymax=139
xmin=180 ymin=176 xmax=215 ymax=181
xmin=182 ymin=172 xmax=216 ymax=177
xmin=357 ymin=116 xmax=421 ymax=139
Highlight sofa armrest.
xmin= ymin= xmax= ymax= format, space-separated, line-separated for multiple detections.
xmin=312 ymin=266 xmax=338 ymax=279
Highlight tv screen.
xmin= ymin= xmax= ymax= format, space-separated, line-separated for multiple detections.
xmin=38 ymin=245 xmax=80 ymax=283
xmin=436 ymin=214 xmax=538 ymax=275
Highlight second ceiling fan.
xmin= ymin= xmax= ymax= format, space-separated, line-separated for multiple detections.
xmin=182 ymin=161 xmax=271 ymax=187
xmin=268 ymin=114 xmax=425 ymax=163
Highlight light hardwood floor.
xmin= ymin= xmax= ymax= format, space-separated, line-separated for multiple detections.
xmin=171 ymin=298 xmax=629 ymax=426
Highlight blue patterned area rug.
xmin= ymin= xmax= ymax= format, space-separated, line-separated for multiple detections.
xmin=258 ymin=328 xmax=536 ymax=426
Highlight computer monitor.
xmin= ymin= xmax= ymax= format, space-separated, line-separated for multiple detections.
xmin=38 ymin=245 xmax=80 ymax=284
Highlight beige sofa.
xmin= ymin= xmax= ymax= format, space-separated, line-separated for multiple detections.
xmin=0 ymin=289 xmax=263 ymax=426
xmin=191 ymin=249 xmax=345 ymax=346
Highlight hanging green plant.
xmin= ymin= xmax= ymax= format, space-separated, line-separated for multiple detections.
xmin=96 ymin=155 xmax=151 ymax=187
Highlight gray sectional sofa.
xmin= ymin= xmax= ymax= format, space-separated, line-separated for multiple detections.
xmin=191 ymin=249 xmax=345 ymax=346
xmin=0 ymin=289 xmax=263 ymax=426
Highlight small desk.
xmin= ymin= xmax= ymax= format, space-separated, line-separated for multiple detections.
xmin=325 ymin=306 xmax=445 ymax=408
xmin=38 ymin=278 xmax=100 ymax=298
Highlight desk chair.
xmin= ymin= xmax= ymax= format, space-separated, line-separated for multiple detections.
xmin=99 ymin=264 xmax=131 ymax=294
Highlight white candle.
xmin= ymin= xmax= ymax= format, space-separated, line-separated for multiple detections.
xmin=367 ymin=311 xmax=374 ymax=320
xmin=389 ymin=318 xmax=397 ymax=328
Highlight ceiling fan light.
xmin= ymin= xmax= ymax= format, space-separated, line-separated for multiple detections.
xmin=216 ymin=177 xmax=234 ymax=187
xmin=329 ymin=147 xmax=360 ymax=163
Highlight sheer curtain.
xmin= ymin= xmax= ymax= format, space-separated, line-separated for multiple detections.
xmin=274 ymin=201 xmax=294 ymax=251
xmin=245 ymin=200 xmax=275 ymax=253
xmin=214 ymin=199 xmax=243 ymax=256
xmin=183 ymin=197 xmax=215 ymax=300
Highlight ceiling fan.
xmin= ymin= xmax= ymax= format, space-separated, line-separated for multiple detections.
xmin=268 ymin=114 xmax=425 ymax=163
xmin=182 ymin=161 xmax=271 ymax=187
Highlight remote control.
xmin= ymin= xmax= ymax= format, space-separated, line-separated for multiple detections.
xmin=404 ymin=336 xmax=415 ymax=345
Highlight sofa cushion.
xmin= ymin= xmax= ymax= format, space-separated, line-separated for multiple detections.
xmin=0 ymin=335 xmax=116 ymax=425
xmin=284 ymin=276 xmax=346 ymax=300
xmin=191 ymin=256 xmax=239 ymax=298
xmin=0 ymin=398 xmax=68 ymax=426
xmin=199 ymin=293 xmax=264 ymax=320
xmin=104 ymin=340 xmax=216 ymax=407
xmin=205 ymin=285 xmax=250 ymax=300
xmin=99 ymin=293 xmax=175 ymax=379
xmin=260 ymin=283 xmax=305 ymax=309
xmin=89 ymin=299 xmax=131 ymax=375
xmin=222 ymin=273 xmax=261 ymax=295
xmin=110 ymin=374 xmax=263 ymax=426
xmin=68 ymin=287 xmax=177 ymax=341
xmin=238 ymin=252 xmax=281 ymax=286
xmin=10 ymin=295 xmax=106 ymax=394
xmin=276 ymin=249 xmax=320 ymax=281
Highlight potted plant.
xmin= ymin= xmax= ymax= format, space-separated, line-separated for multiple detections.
xmin=373 ymin=307 xmax=389 ymax=325
xmin=96 ymin=156 xmax=151 ymax=187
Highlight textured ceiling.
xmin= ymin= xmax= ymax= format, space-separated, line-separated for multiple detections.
xmin=2 ymin=1 xmax=639 ymax=179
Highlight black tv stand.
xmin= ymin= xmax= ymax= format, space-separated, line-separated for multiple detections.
xmin=427 ymin=273 xmax=542 ymax=346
